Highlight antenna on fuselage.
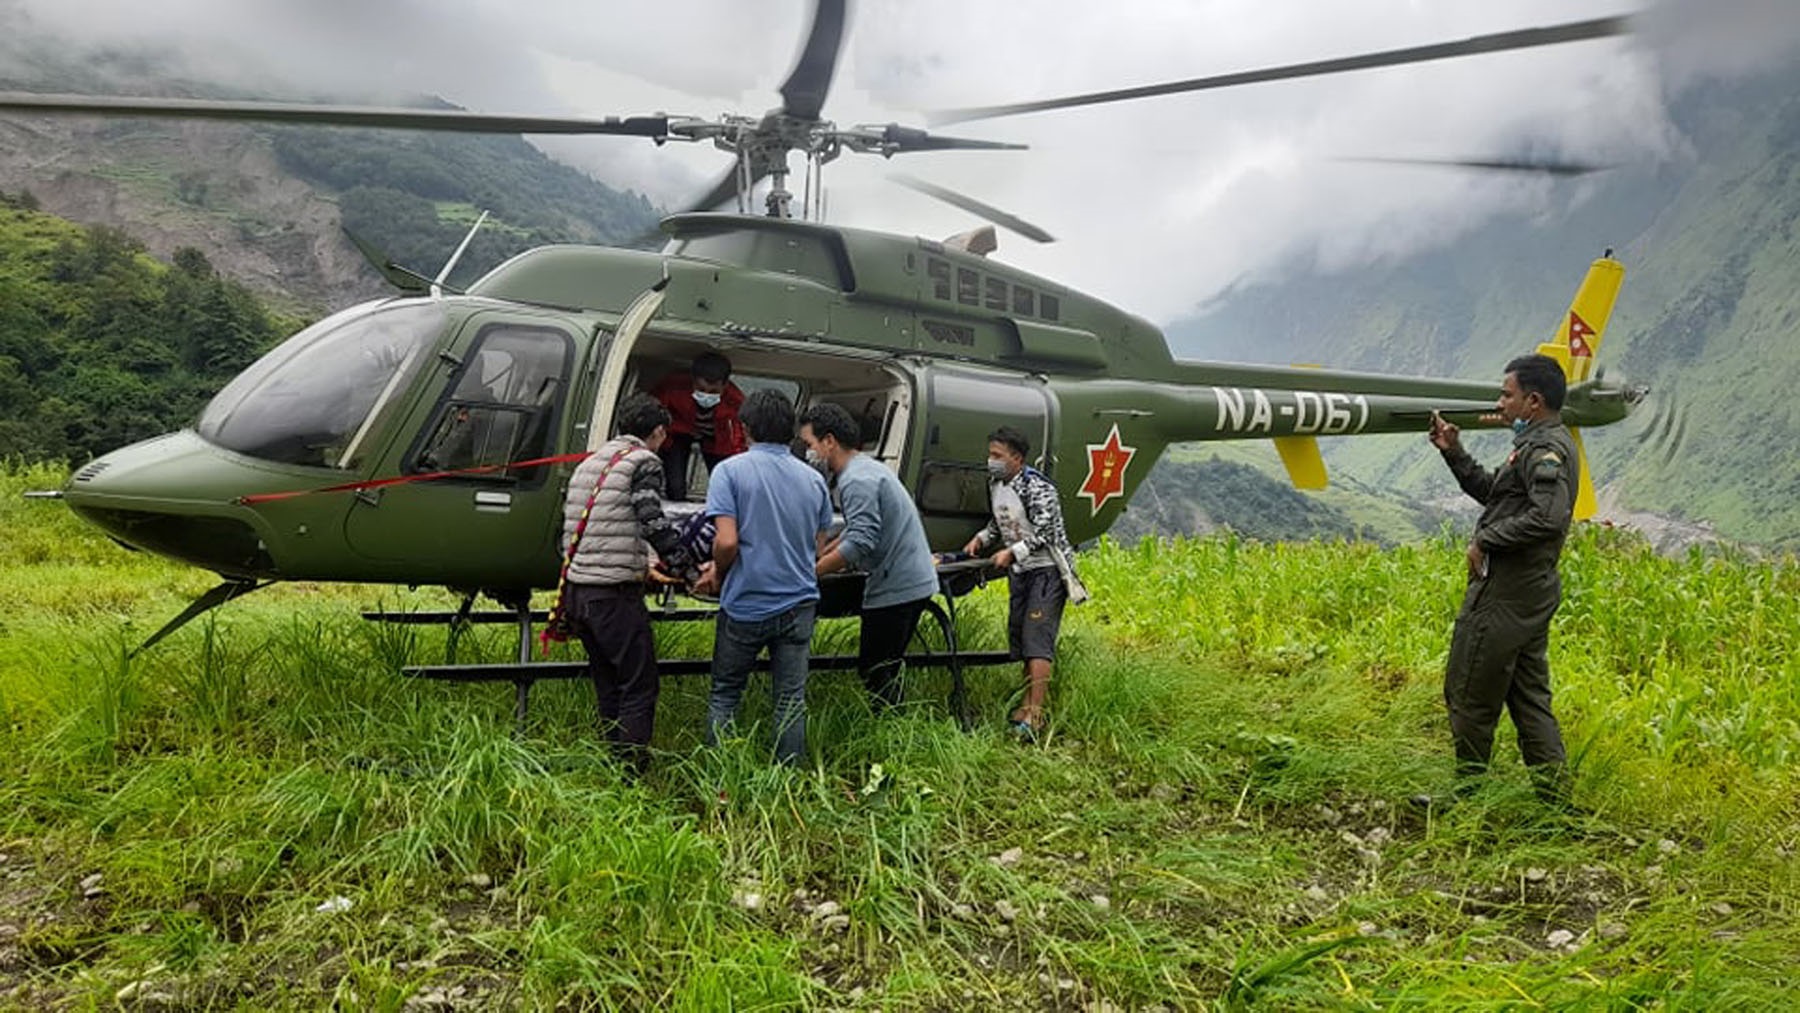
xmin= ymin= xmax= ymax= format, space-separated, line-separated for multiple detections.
xmin=434 ymin=210 xmax=489 ymax=296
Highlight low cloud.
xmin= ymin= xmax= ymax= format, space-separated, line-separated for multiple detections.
xmin=3 ymin=0 xmax=1795 ymax=322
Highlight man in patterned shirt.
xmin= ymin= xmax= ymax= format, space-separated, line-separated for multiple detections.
xmin=962 ymin=425 xmax=1076 ymax=740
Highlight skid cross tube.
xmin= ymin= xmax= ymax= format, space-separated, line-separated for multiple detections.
xmin=377 ymin=561 xmax=1009 ymax=729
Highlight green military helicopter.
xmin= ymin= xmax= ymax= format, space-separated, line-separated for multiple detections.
xmin=5 ymin=2 xmax=1646 ymax=686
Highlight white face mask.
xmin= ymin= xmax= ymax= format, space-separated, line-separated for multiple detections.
xmin=986 ymin=458 xmax=1010 ymax=481
xmin=804 ymin=447 xmax=831 ymax=477
xmin=692 ymin=390 xmax=721 ymax=410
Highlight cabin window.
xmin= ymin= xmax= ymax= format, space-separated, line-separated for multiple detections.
xmin=921 ymin=366 xmax=1052 ymax=514
xmin=926 ymin=257 xmax=952 ymax=300
xmin=956 ymin=267 xmax=979 ymax=306
xmin=918 ymin=461 xmax=990 ymax=516
xmin=984 ymin=276 xmax=1009 ymax=311
xmin=1040 ymin=293 xmax=1061 ymax=322
xmin=197 ymin=301 xmax=446 ymax=469
xmin=413 ymin=324 xmax=573 ymax=482
xmin=1011 ymin=285 xmax=1035 ymax=316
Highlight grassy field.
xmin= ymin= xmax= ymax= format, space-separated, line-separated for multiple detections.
xmin=2 ymin=460 xmax=1796 ymax=1010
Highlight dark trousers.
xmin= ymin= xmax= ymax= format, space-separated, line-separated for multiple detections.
xmin=1444 ymin=572 xmax=1567 ymax=777
xmin=858 ymin=597 xmax=929 ymax=710
xmin=570 ymin=583 xmax=659 ymax=774
xmin=1007 ymin=567 xmax=1068 ymax=662
xmin=708 ymin=602 xmax=816 ymax=765
xmin=658 ymin=434 xmax=726 ymax=501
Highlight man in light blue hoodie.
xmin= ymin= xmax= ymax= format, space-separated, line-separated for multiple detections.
xmin=801 ymin=402 xmax=939 ymax=711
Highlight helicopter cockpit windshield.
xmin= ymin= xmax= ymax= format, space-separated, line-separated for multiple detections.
xmin=196 ymin=301 xmax=446 ymax=470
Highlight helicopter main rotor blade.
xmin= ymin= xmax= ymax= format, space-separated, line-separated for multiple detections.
xmin=0 ymin=91 xmax=673 ymax=137
xmin=780 ymin=0 xmax=848 ymax=120
xmin=683 ymin=164 xmax=764 ymax=215
xmin=678 ymin=152 xmax=785 ymax=217
xmin=890 ymin=173 xmax=1055 ymax=243
xmin=643 ymin=152 xmax=786 ymax=244
xmin=877 ymin=124 xmax=1028 ymax=153
xmin=928 ymin=15 xmax=1630 ymax=126
xmin=1340 ymin=155 xmax=1616 ymax=177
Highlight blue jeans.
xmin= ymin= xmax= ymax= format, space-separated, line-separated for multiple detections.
xmin=708 ymin=602 xmax=817 ymax=765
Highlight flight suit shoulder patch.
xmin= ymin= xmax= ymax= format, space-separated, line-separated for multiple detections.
xmin=1531 ymin=449 xmax=1564 ymax=480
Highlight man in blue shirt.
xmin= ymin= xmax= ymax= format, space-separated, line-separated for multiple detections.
xmin=801 ymin=402 xmax=939 ymax=710
xmin=694 ymin=388 xmax=834 ymax=765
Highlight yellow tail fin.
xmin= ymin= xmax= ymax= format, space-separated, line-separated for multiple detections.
xmin=1536 ymin=254 xmax=1624 ymax=382
xmin=1273 ymin=436 xmax=1328 ymax=490
xmin=1569 ymin=429 xmax=1598 ymax=520
xmin=1536 ymin=254 xmax=1626 ymax=519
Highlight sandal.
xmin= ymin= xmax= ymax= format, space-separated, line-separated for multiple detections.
xmin=1009 ymin=719 xmax=1039 ymax=744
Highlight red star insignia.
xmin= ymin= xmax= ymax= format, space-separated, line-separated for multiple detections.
xmin=1079 ymin=424 xmax=1137 ymax=515
xmin=1568 ymin=311 xmax=1594 ymax=359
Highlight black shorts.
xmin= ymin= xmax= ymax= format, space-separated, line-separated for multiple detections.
xmin=1007 ymin=567 xmax=1067 ymax=662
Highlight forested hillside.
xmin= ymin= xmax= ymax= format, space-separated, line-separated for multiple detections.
xmin=266 ymin=120 xmax=660 ymax=291
xmin=1165 ymin=61 xmax=1800 ymax=548
xmin=0 ymin=195 xmax=297 ymax=460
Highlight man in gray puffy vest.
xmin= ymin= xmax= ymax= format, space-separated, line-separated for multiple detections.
xmin=560 ymin=393 xmax=685 ymax=775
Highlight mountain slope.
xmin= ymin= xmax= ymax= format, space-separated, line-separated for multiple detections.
xmin=1165 ymin=61 xmax=1800 ymax=548
xmin=0 ymin=58 xmax=659 ymax=312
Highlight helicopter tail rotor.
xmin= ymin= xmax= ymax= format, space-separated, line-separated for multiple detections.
xmin=1633 ymin=381 xmax=1689 ymax=468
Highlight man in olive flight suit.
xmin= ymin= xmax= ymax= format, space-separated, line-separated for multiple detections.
xmin=1427 ymin=353 xmax=1576 ymax=802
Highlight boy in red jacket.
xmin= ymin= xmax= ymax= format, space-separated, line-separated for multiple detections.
xmin=650 ymin=351 xmax=748 ymax=499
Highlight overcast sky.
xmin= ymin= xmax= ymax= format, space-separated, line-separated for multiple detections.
xmin=4 ymin=0 xmax=1798 ymax=322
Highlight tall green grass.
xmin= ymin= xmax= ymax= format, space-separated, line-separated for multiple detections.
xmin=2 ymin=460 xmax=1796 ymax=1008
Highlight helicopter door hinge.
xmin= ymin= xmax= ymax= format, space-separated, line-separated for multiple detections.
xmin=437 ymin=351 xmax=464 ymax=369
xmin=354 ymin=488 xmax=382 ymax=508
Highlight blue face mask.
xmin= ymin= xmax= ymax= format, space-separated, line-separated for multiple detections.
xmin=1511 ymin=418 xmax=1530 ymax=436
xmin=692 ymin=390 xmax=721 ymax=410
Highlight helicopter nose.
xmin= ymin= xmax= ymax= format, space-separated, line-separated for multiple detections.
xmin=64 ymin=430 xmax=277 ymax=578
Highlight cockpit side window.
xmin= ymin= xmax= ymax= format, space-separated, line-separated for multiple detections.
xmin=197 ymin=301 xmax=446 ymax=469
xmin=412 ymin=324 xmax=572 ymax=483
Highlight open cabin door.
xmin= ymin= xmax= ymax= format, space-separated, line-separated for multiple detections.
xmin=341 ymin=310 xmax=582 ymax=585
xmin=913 ymin=364 xmax=1053 ymax=548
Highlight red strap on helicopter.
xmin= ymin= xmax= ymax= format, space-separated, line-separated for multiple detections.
xmin=235 ymin=451 xmax=594 ymax=505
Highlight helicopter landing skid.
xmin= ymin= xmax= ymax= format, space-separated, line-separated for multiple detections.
xmin=379 ymin=563 xmax=1012 ymax=732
